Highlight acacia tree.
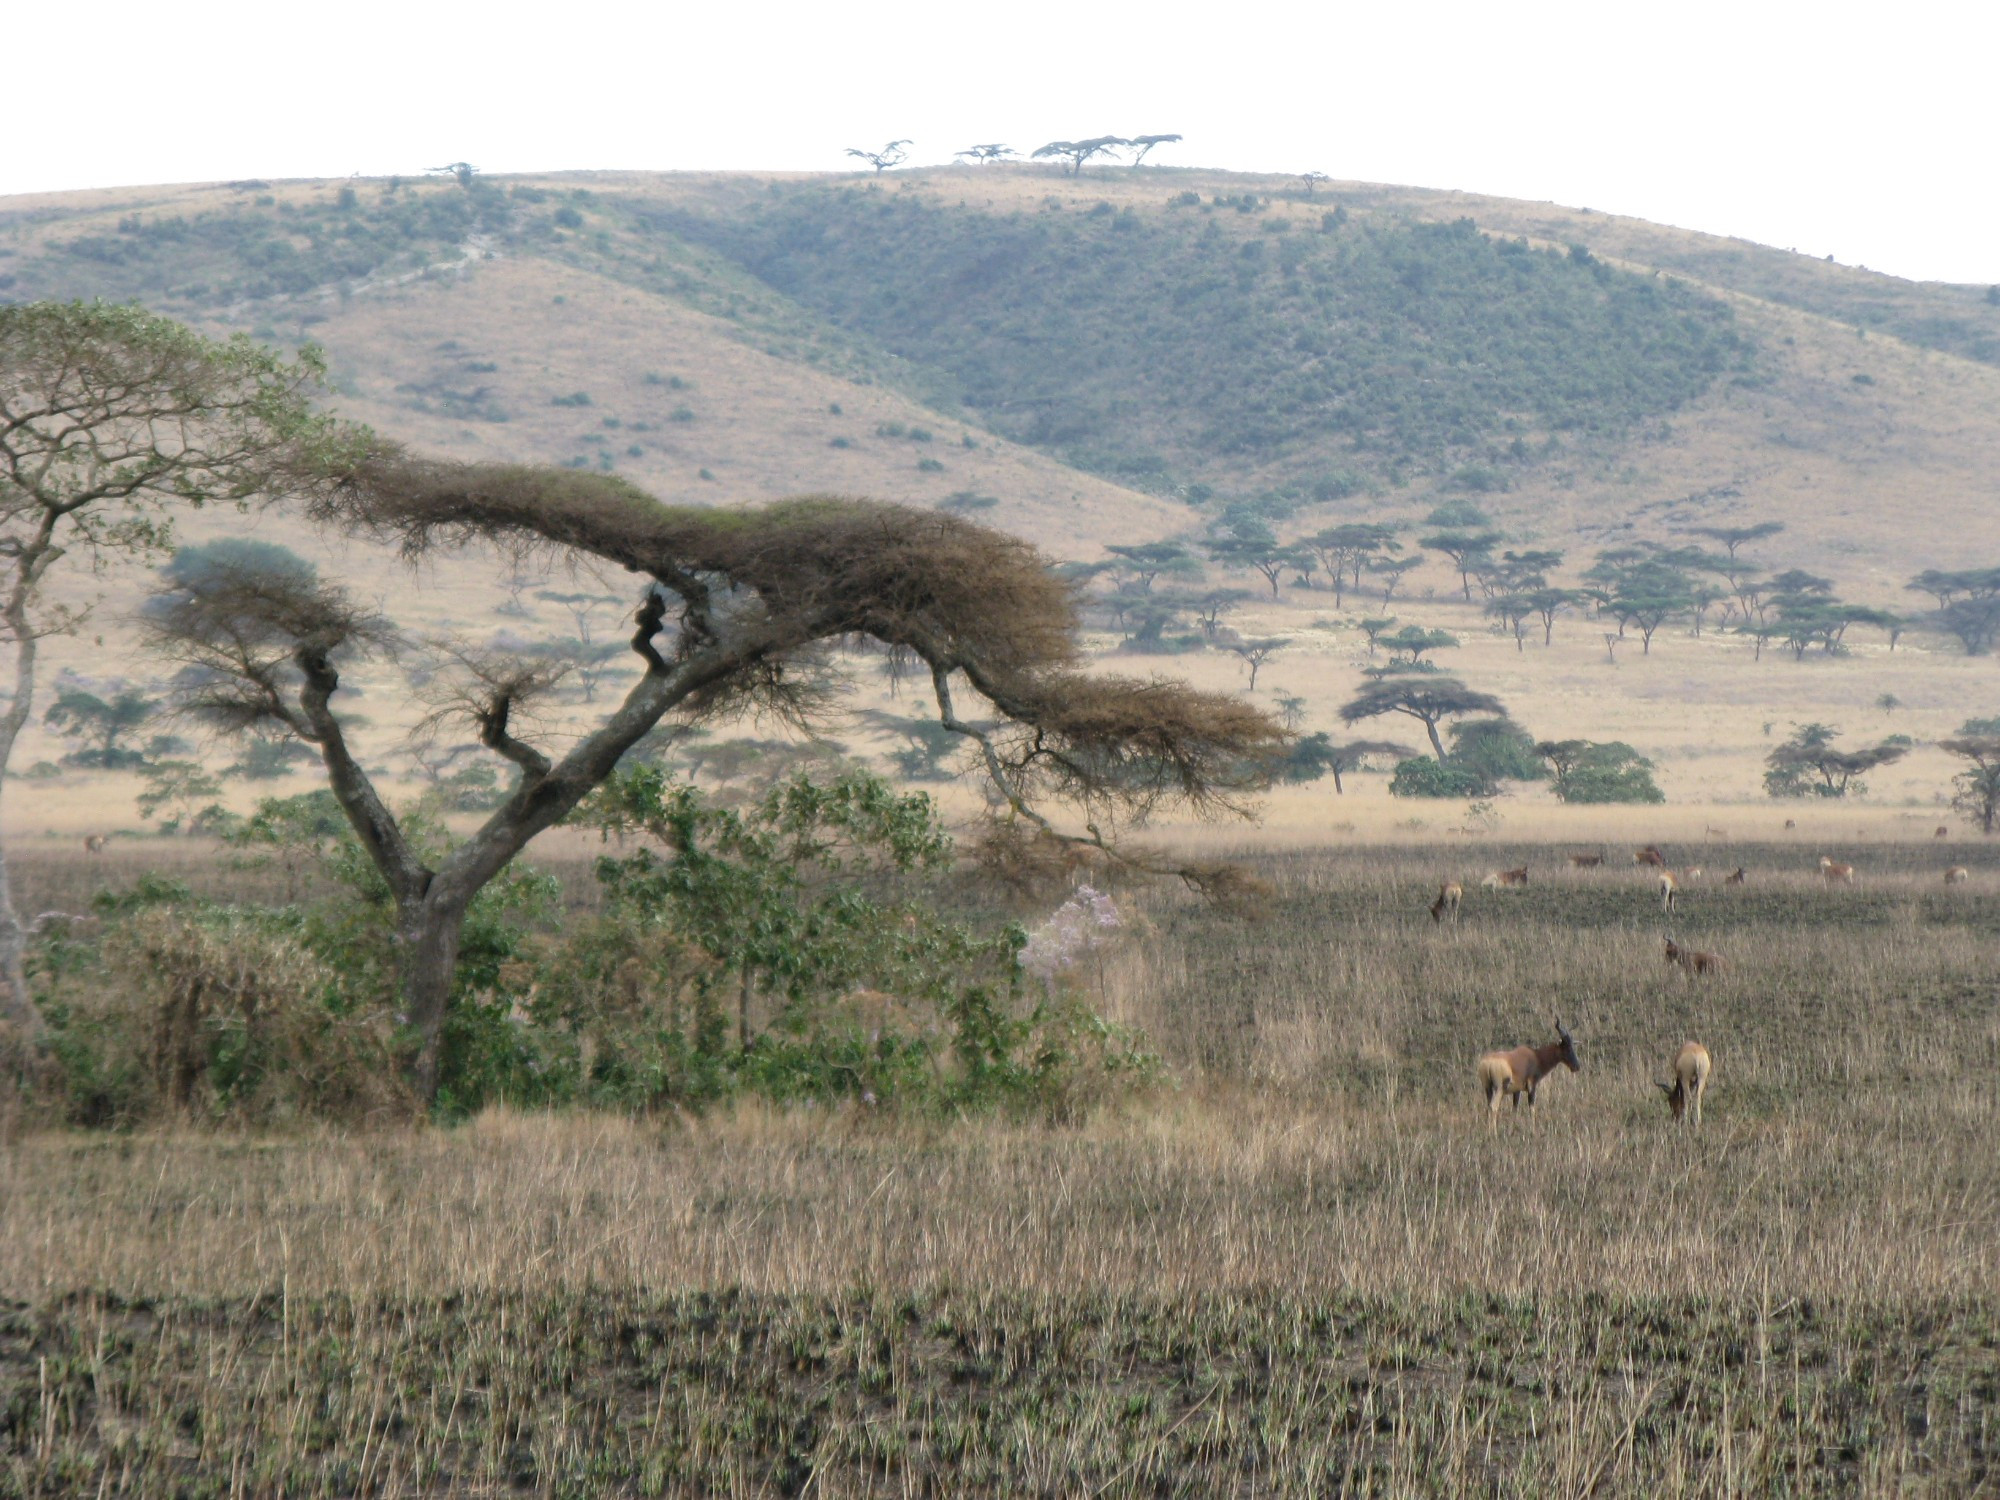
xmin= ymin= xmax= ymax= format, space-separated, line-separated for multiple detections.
xmin=1217 ymin=634 xmax=1289 ymax=691
xmin=147 ymin=448 xmax=1285 ymax=1102
xmin=1032 ymin=137 xmax=1127 ymax=174
xmin=845 ymin=140 xmax=911 ymax=174
xmin=1941 ymin=735 xmax=2000 ymax=833
xmin=1762 ymin=723 xmax=1907 ymax=799
xmin=1339 ymin=676 xmax=1507 ymax=761
xmin=1303 ymin=522 xmax=1399 ymax=607
xmin=0 ymin=302 xmax=322 ymax=1046
xmin=1126 ymin=133 xmax=1182 ymax=165
xmin=955 ymin=144 xmax=1014 ymax=164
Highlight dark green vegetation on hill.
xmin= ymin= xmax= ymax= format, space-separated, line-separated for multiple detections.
xmin=658 ymin=188 xmax=1752 ymax=491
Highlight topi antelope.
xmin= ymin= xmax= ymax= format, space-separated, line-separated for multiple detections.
xmin=1658 ymin=1041 xmax=1712 ymax=1126
xmin=1481 ymin=866 xmax=1529 ymax=889
xmin=1634 ymin=845 xmax=1667 ymax=868
xmin=1724 ymin=867 xmax=1746 ymax=885
xmin=1567 ymin=852 xmax=1604 ymax=868
xmin=1475 ymin=1017 xmax=1579 ymax=1127
xmin=1430 ymin=881 xmax=1463 ymax=923
xmin=82 ymin=835 xmax=105 ymax=856
xmin=1657 ymin=870 xmax=1679 ymax=913
xmin=1945 ymin=866 xmax=1970 ymax=886
xmin=1818 ymin=855 xmax=1855 ymax=885
xmin=1662 ymin=937 xmax=1727 ymax=976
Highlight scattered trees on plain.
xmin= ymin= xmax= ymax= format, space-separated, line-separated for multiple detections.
xmin=1941 ymin=731 xmax=2000 ymax=833
xmin=1763 ymin=723 xmax=1908 ymax=799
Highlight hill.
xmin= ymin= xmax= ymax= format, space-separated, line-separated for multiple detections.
xmin=2 ymin=166 xmax=1997 ymax=827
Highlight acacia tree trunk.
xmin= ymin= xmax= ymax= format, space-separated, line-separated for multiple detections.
xmin=397 ymin=891 xmax=469 ymax=1105
xmin=0 ymin=612 xmax=45 ymax=1047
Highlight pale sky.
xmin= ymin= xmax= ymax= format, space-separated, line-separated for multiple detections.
xmin=9 ymin=0 xmax=1996 ymax=285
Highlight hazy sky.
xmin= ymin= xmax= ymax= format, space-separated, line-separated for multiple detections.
xmin=10 ymin=0 xmax=1995 ymax=285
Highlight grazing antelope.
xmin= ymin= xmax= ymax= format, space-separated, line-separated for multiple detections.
xmin=1724 ymin=867 xmax=1747 ymax=885
xmin=1783 ymin=818 xmax=1797 ymax=830
xmin=1481 ymin=866 xmax=1529 ymax=889
xmin=1935 ymin=826 xmax=1951 ymax=839
xmin=1661 ymin=937 xmax=1727 ymax=976
xmin=1657 ymin=870 xmax=1678 ymax=913
xmin=1818 ymin=855 xmax=1855 ymax=885
xmin=1475 ymin=1017 xmax=1579 ymax=1127
xmin=1634 ymin=845 xmax=1667 ymax=868
xmin=82 ymin=835 xmax=105 ymax=856
xmin=1567 ymin=852 xmax=1604 ymax=869
xmin=1658 ymin=1042 xmax=1712 ymax=1126
xmin=1945 ymin=866 xmax=1970 ymax=886
xmin=1684 ymin=866 xmax=1704 ymax=881
xmin=1429 ymin=881 xmax=1462 ymax=923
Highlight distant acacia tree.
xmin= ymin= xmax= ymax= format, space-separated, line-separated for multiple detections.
xmin=1205 ymin=525 xmax=1307 ymax=598
xmin=1688 ymin=520 xmax=1784 ymax=560
xmin=145 ymin=442 xmax=1284 ymax=1103
xmin=0 ymin=301 xmax=323 ymax=1050
xmin=1525 ymin=586 xmax=1575 ymax=646
xmin=1935 ymin=595 xmax=2000 ymax=656
xmin=1377 ymin=626 xmax=1457 ymax=668
xmin=1297 ymin=171 xmax=1330 ymax=197
xmin=44 ymin=685 xmax=157 ymax=768
xmin=1763 ymin=723 xmax=1907 ymax=799
xmin=845 ymin=140 xmax=911 ymax=174
xmin=1217 ymin=634 xmax=1289 ymax=691
xmin=1906 ymin=565 xmax=2000 ymax=612
xmin=955 ymin=144 xmax=1015 ymax=164
xmin=1419 ymin=527 xmax=1502 ymax=601
xmin=1340 ymin=676 xmax=1507 ymax=760
xmin=1941 ymin=735 xmax=2000 ymax=833
xmin=428 ymin=162 xmax=478 ymax=188
xmin=1126 ymin=133 xmax=1182 ymax=166
xmin=1032 ymin=137 xmax=1127 ymax=174
xmin=1368 ymin=556 xmax=1421 ymax=602
xmin=1304 ymin=522 xmax=1400 ymax=607
xmin=1280 ymin=735 xmax=1407 ymax=792
xmin=1105 ymin=541 xmax=1199 ymax=591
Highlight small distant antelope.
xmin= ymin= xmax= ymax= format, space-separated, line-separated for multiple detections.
xmin=1429 ymin=881 xmax=1462 ymax=923
xmin=1662 ymin=937 xmax=1727 ymax=976
xmin=1634 ymin=845 xmax=1667 ymax=868
xmin=1783 ymin=818 xmax=1797 ymax=830
xmin=1724 ymin=867 xmax=1747 ymax=885
xmin=1481 ymin=866 xmax=1529 ymax=889
xmin=1944 ymin=866 xmax=1970 ymax=886
xmin=1818 ymin=855 xmax=1855 ymax=885
xmin=1658 ymin=1041 xmax=1712 ymax=1126
xmin=1935 ymin=826 xmax=1951 ymax=839
xmin=1657 ymin=870 xmax=1679 ymax=913
xmin=1567 ymin=852 xmax=1604 ymax=869
xmin=82 ymin=835 xmax=105 ymax=856
xmin=1476 ymin=1017 xmax=1579 ymax=1127
xmin=1704 ymin=825 xmax=1728 ymax=841
xmin=1684 ymin=866 xmax=1704 ymax=881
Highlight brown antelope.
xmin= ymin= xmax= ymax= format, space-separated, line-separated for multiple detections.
xmin=1945 ymin=866 xmax=1970 ymax=886
xmin=1724 ymin=867 xmax=1747 ymax=885
xmin=1481 ymin=866 xmax=1529 ymax=889
xmin=1475 ymin=1018 xmax=1579 ymax=1127
xmin=1818 ymin=855 xmax=1855 ymax=885
xmin=1662 ymin=937 xmax=1727 ymax=976
xmin=1783 ymin=818 xmax=1797 ymax=830
xmin=1429 ymin=881 xmax=1462 ymax=923
xmin=1567 ymin=851 xmax=1604 ymax=869
xmin=1684 ymin=866 xmax=1704 ymax=881
xmin=1935 ymin=826 xmax=1951 ymax=839
xmin=82 ymin=835 xmax=105 ymax=856
xmin=1658 ymin=1041 xmax=1712 ymax=1126
xmin=1657 ymin=870 xmax=1678 ymax=913
xmin=1634 ymin=845 xmax=1667 ymax=868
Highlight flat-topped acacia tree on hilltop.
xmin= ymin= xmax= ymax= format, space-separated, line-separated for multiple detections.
xmin=146 ymin=445 xmax=1287 ymax=1102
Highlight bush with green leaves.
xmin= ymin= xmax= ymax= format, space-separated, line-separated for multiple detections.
xmin=1388 ymin=757 xmax=1490 ymax=799
xmin=1536 ymin=739 xmax=1665 ymax=804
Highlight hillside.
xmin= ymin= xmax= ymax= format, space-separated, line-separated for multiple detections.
xmin=2 ymin=165 xmax=1998 ymax=829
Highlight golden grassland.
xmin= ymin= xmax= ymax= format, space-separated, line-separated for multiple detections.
xmin=2 ymin=840 xmax=1998 ymax=1491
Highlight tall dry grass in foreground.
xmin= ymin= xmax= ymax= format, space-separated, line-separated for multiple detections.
xmin=2 ymin=840 xmax=1997 ymax=1493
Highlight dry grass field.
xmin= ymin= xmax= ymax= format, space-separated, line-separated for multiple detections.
xmin=2 ymin=837 xmax=1997 ymax=1494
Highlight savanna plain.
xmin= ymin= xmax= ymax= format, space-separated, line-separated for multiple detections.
xmin=4 ymin=832 xmax=1997 ymax=1496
